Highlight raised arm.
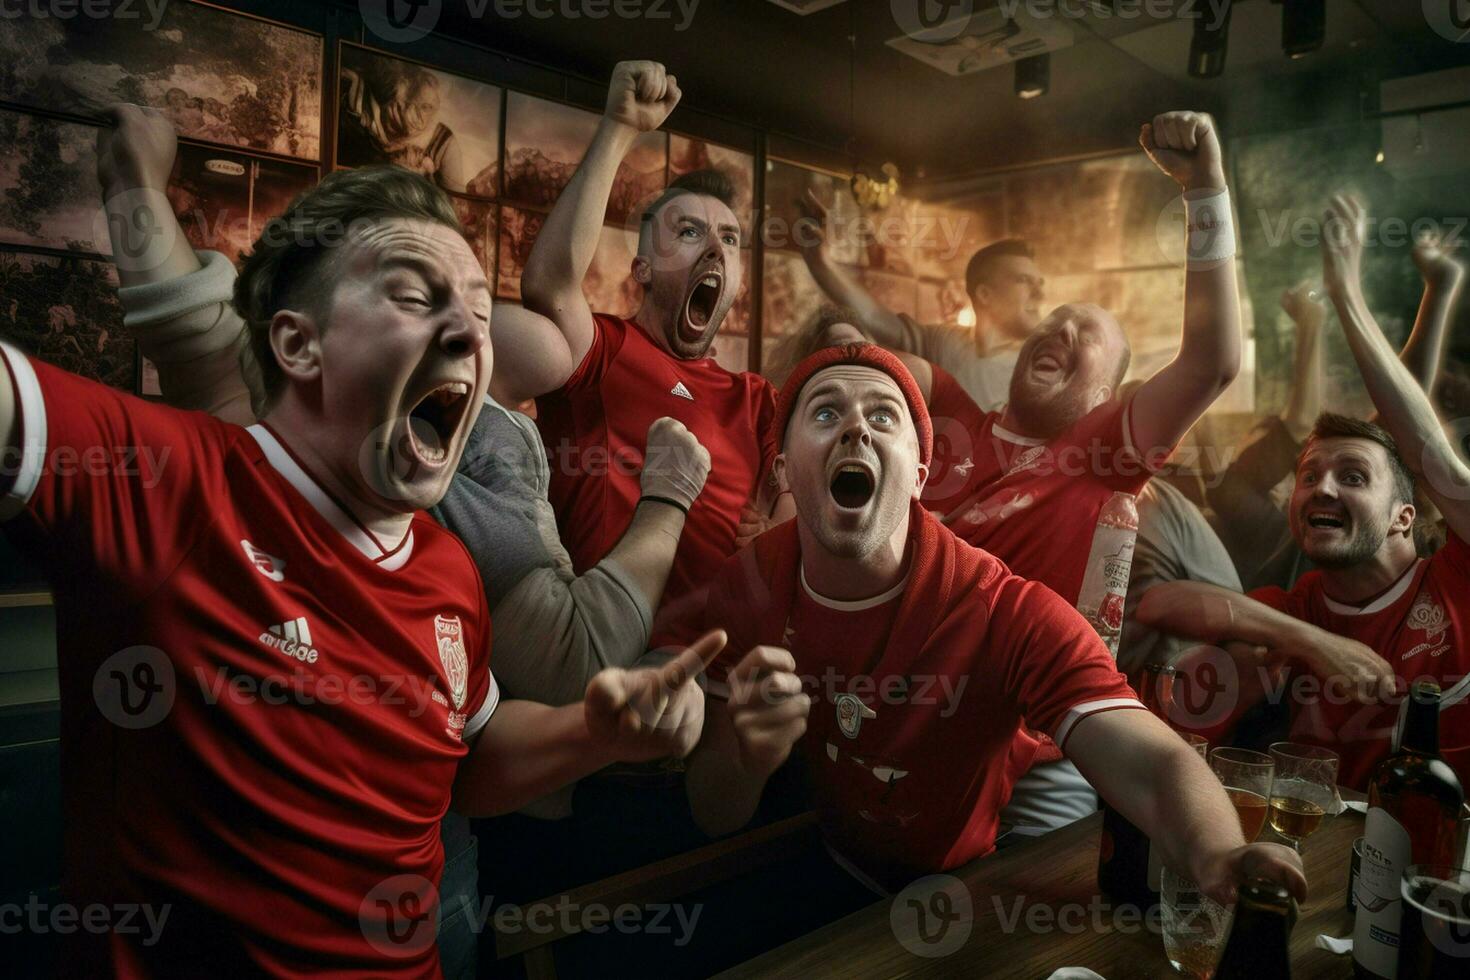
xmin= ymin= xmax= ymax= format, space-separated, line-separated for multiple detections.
xmin=795 ymin=190 xmax=908 ymax=346
xmin=1128 ymin=112 xmax=1242 ymax=454
xmin=1400 ymin=236 xmax=1465 ymax=391
xmin=1279 ymin=281 xmax=1326 ymax=444
xmin=96 ymin=104 xmax=255 ymax=424
xmin=511 ymin=60 xmax=680 ymax=401
xmin=1322 ymin=195 xmax=1470 ymax=541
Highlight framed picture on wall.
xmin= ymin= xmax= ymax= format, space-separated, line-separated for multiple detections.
xmin=167 ymin=144 xmax=318 ymax=265
xmin=0 ymin=111 xmax=109 ymax=255
xmin=502 ymin=91 xmax=666 ymax=224
xmin=496 ymin=205 xmax=546 ymax=301
xmin=336 ymin=43 xmax=501 ymax=199
xmin=0 ymin=251 xmax=134 ymax=392
xmin=0 ymin=0 xmax=322 ymax=160
xmin=449 ymin=195 xmax=498 ymax=282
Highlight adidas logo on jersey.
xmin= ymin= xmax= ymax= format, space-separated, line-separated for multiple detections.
xmin=670 ymin=380 xmax=693 ymax=401
xmin=259 ymin=617 xmax=320 ymax=664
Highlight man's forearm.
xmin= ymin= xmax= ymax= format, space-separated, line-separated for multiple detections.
xmin=522 ymin=118 xmax=635 ymax=308
xmin=1136 ymin=581 xmax=1310 ymax=652
xmin=1400 ymin=271 xmax=1464 ymax=390
xmin=602 ymin=499 xmax=687 ymax=614
xmin=685 ymin=716 xmax=770 ymax=837
xmin=1281 ymin=321 xmax=1322 ymax=443
xmin=800 ymin=248 xmax=907 ymax=347
xmin=104 ymin=180 xmax=203 ymax=290
xmin=452 ymin=699 xmax=615 ymax=817
xmin=1330 ymin=283 xmax=1466 ymax=481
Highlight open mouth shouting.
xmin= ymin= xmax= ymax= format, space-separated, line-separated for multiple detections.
xmin=829 ymin=459 xmax=877 ymax=511
xmin=680 ymin=266 xmax=725 ymax=344
xmin=1303 ymin=508 xmax=1348 ymax=534
xmin=1029 ymin=344 xmax=1071 ymax=384
xmin=404 ymin=379 xmax=472 ymax=469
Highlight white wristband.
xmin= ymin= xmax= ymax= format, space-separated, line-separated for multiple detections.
xmin=1183 ymin=189 xmax=1235 ymax=268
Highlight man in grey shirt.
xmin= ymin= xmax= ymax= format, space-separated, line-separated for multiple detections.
xmin=797 ymin=190 xmax=1045 ymax=410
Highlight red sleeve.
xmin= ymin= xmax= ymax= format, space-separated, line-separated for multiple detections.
xmin=698 ymin=548 xmax=770 ymax=698
xmin=1246 ymin=584 xmax=1300 ymax=616
xmin=558 ymin=313 xmax=617 ymax=394
xmin=755 ymin=377 xmax=780 ymax=495
xmin=993 ymin=576 xmax=1145 ymax=753
xmin=1064 ymin=396 xmax=1174 ymax=494
xmin=2 ymin=341 xmax=214 ymax=596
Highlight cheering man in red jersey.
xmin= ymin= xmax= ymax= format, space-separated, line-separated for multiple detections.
xmin=496 ymin=61 xmax=793 ymax=652
xmin=0 ymin=164 xmax=717 ymax=978
xmin=686 ymin=343 xmax=1305 ymax=902
xmin=1138 ymin=194 xmax=1470 ymax=789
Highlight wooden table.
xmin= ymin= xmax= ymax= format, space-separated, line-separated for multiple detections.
xmin=721 ymin=808 xmax=1364 ymax=979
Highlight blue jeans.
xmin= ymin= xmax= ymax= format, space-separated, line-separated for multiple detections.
xmin=437 ymin=813 xmax=480 ymax=980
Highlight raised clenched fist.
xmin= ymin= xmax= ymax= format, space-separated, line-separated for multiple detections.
xmin=1411 ymin=234 xmax=1466 ymax=290
xmin=604 ymin=60 xmax=681 ymax=134
xmin=1321 ymin=193 xmax=1368 ymax=297
xmin=640 ymin=416 xmax=711 ymax=513
xmin=1140 ymin=111 xmax=1224 ymax=192
xmin=1279 ymin=279 xmax=1326 ymax=333
xmin=96 ymin=103 xmax=178 ymax=195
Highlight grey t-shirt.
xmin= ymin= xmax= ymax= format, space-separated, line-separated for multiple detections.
xmin=895 ymin=315 xmax=1019 ymax=411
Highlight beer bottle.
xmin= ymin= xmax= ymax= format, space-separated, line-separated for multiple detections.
xmin=1097 ymin=663 xmax=1173 ymax=906
xmin=1077 ymin=490 xmax=1139 ymax=658
xmin=1352 ymin=680 xmax=1465 ymax=980
xmin=1214 ymin=878 xmax=1294 ymax=979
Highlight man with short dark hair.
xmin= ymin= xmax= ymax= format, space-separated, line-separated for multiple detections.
xmin=0 ymin=153 xmax=716 ymax=976
xmin=799 ymin=199 xmax=1043 ymax=410
xmin=499 ymin=60 xmax=793 ymax=651
xmin=1138 ymin=194 xmax=1470 ymax=789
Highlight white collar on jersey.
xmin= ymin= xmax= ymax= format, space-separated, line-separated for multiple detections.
xmin=799 ymin=564 xmax=911 ymax=612
xmin=246 ymin=425 xmax=415 ymax=571
xmin=991 ymin=416 xmax=1046 ymax=447
xmin=1321 ymin=559 xmax=1422 ymax=616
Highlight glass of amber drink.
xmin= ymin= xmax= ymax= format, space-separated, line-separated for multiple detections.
xmin=1209 ymin=747 xmax=1274 ymax=842
xmin=1266 ymin=742 xmax=1339 ymax=851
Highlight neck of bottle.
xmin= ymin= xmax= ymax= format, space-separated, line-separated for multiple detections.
xmin=1401 ymin=690 xmax=1441 ymax=757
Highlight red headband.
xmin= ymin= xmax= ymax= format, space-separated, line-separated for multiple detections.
xmin=774 ymin=342 xmax=932 ymax=466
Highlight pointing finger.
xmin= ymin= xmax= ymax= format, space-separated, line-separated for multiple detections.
xmin=659 ymin=629 xmax=727 ymax=690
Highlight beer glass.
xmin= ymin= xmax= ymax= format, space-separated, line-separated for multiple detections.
xmin=1160 ymin=865 xmax=1232 ymax=978
xmin=1210 ymin=747 xmax=1273 ymax=842
xmin=1397 ymin=865 xmax=1470 ymax=978
xmin=1266 ymin=742 xmax=1338 ymax=851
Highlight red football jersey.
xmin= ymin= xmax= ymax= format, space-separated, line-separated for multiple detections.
xmin=921 ymin=363 xmax=993 ymax=518
xmin=536 ymin=313 xmax=779 ymax=647
xmin=704 ymin=506 xmax=1144 ymax=889
xmin=1249 ymin=530 xmax=1470 ymax=789
xmin=1 ymin=342 xmax=497 ymax=977
xmin=938 ymin=398 xmax=1166 ymax=607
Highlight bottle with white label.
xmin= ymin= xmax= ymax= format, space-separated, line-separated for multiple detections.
xmin=1076 ymin=490 xmax=1139 ymax=659
xmin=1352 ymin=681 xmax=1464 ymax=979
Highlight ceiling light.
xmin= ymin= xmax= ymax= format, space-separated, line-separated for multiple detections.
xmin=1281 ymin=0 xmax=1325 ymax=59
xmin=1016 ymin=53 xmax=1050 ymax=99
xmin=1187 ymin=0 xmax=1232 ymax=79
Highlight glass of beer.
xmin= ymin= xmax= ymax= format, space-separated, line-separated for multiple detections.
xmin=1397 ymin=865 xmax=1470 ymax=978
xmin=1210 ymin=747 xmax=1273 ymax=842
xmin=1160 ymin=865 xmax=1233 ymax=978
xmin=1266 ymin=742 xmax=1339 ymax=851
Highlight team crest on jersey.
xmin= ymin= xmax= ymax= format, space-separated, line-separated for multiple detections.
xmin=435 ymin=615 xmax=469 ymax=710
xmin=241 ymin=540 xmax=286 ymax=582
xmin=835 ymin=693 xmax=877 ymax=739
xmin=1401 ymin=591 xmax=1450 ymax=661
xmin=1005 ymin=445 xmax=1046 ymax=477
